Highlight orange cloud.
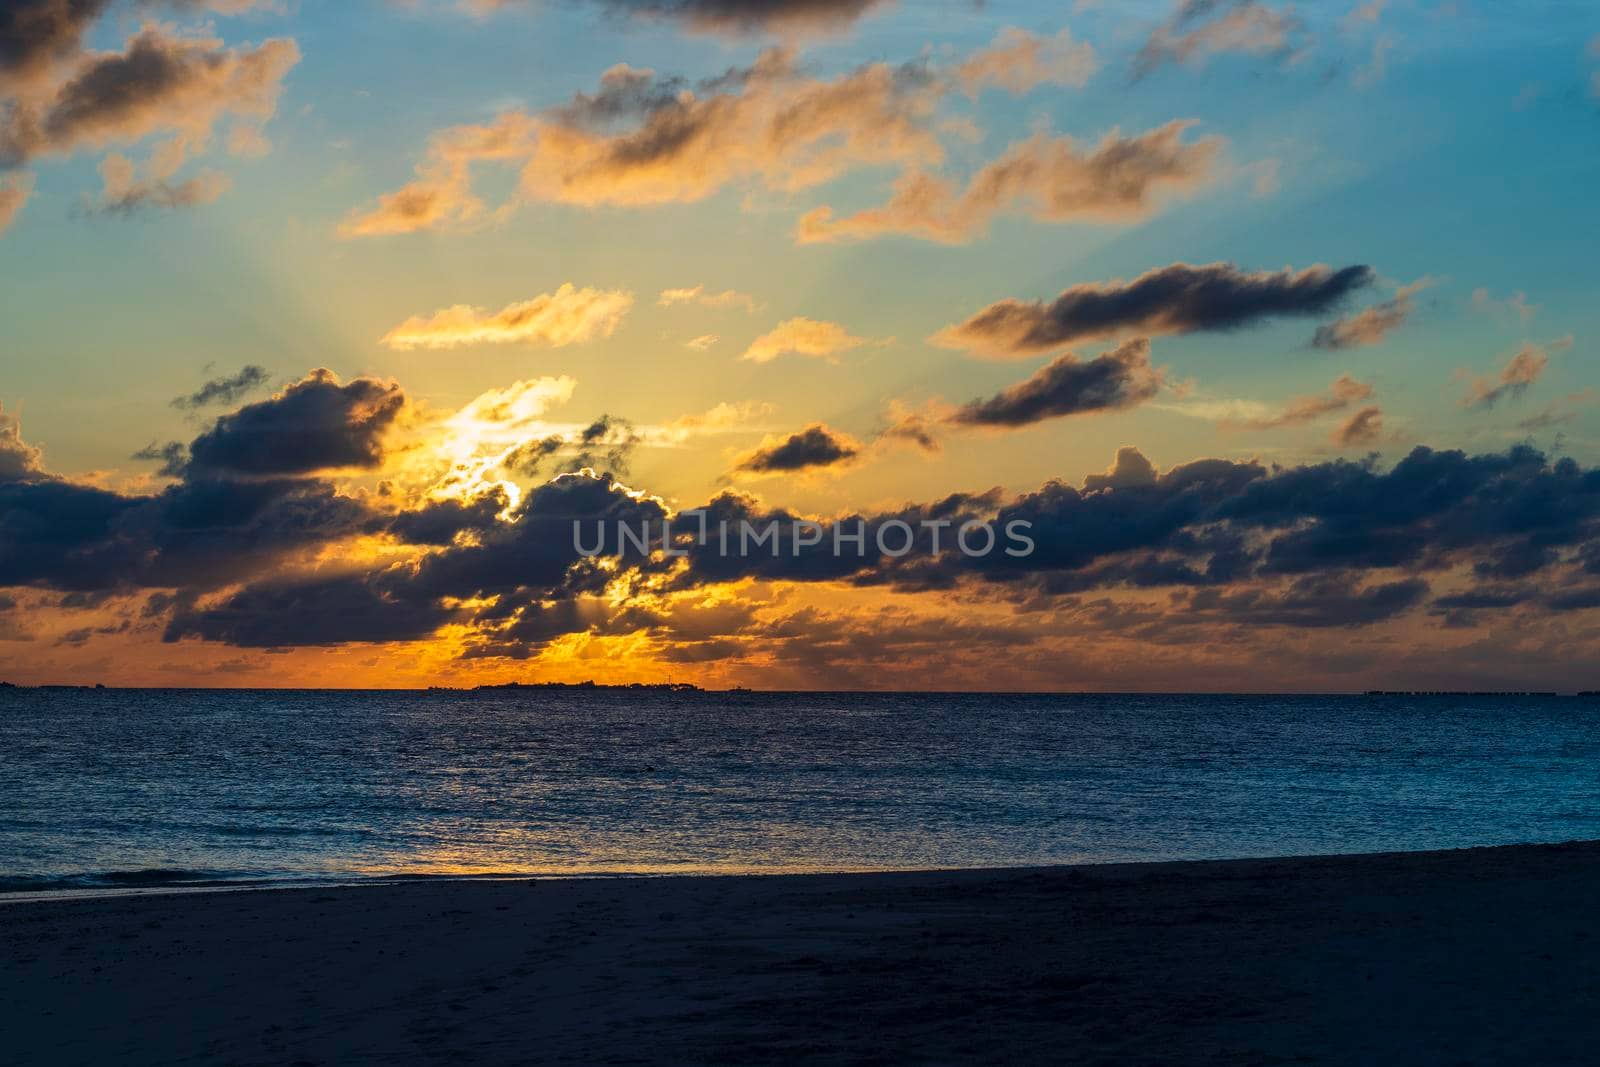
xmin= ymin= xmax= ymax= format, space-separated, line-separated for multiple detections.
xmin=0 ymin=26 xmax=299 ymax=166
xmin=338 ymin=30 xmax=1150 ymax=243
xmin=1333 ymin=406 xmax=1384 ymax=446
xmin=380 ymin=284 xmax=634 ymax=351
xmin=797 ymin=122 xmax=1221 ymax=244
xmin=658 ymin=285 xmax=759 ymax=312
xmin=741 ymin=317 xmax=872 ymax=363
xmin=955 ymin=27 xmax=1099 ymax=95
xmin=1223 ymin=375 xmax=1375 ymax=431
xmin=0 ymin=174 xmax=33 ymax=234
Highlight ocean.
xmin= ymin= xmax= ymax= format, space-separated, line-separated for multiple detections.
xmin=3 ymin=689 xmax=1599 ymax=894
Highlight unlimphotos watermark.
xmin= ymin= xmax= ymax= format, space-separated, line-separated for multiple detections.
xmin=574 ymin=513 xmax=1035 ymax=559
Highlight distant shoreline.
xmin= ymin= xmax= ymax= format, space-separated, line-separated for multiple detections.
xmin=2 ymin=838 xmax=1596 ymax=904
xmin=7 ymin=841 xmax=1600 ymax=1063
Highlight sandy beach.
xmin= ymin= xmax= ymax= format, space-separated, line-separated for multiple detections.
xmin=5 ymin=842 xmax=1600 ymax=1065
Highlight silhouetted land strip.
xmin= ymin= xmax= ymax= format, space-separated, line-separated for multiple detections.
xmin=1363 ymin=689 xmax=1562 ymax=697
xmin=5 ymin=841 xmax=1600 ymax=1064
xmin=458 ymin=680 xmax=704 ymax=693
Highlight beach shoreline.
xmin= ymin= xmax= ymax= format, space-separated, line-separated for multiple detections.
xmin=6 ymin=840 xmax=1600 ymax=1063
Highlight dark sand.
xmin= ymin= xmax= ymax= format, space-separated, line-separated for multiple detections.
xmin=5 ymin=842 xmax=1600 ymax=1065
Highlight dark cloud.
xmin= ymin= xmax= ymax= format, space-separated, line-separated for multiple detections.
xmin=1134 ymin=0 xmax=1309 ymax=80
xmin=1463 ymin=341 xmax=1556 ymax=409
xmin=0 ymin=0 xmax=112 ymax=90
xmin=106 ymin=442 xmax=1600 ymax=653
xmin=619 ymin=0 xmax=887 ymax=34
xmin=172 ymin=364 xmax=271 ymax=410
xmin=952 ymin=338 xmax=1162 ymax=427
xmin=11 ymin=350 xmax=1600 ymax=662
xmin=1180 ymin=576 xmax=1429 ymax=629
xmin=397 ymin=472 xmax=670 ymax=605
xmin=132 ymin=440 xmax=187 ymax=477
xmin=1311 ymin=292 xmax=1415 ymax=350
xmin=383 ymin=490 xmax=508 ymax=547
xmin=1332 ymin=406 xmax=1383 ymax=447
xmin=186 ymin=368 xmax=406 ymax=478
xmin=498 ymin=415 xmax=639 ymax=480
xmin=0 ymin=476 xmax=143 ymax=591
xmin=569 ymin=414 xmax=640 ymax=475
xmin=165 ymin=572 xmax=458 ymax=647
xmin=934 ymin=262 xmax=1373 ymax=357
xmin=0 ymin=471 xmax=373 ymax=595
xmin=879 ymin=411 xmax=940 ymax=452
xmin=1 ymin=0 xmax=265 ymax=93
xmin=736 ymin=423 xmax=859 ymax=473
xmin=666 ymin=444 xmax=1600 ymax=619
xmin=502 ymin=435 xmax=566 ymax=478
xmin=477 ymin=0 xmax=889 ymax=35
xmin=1 ymin=24 xmax=298 ymax=169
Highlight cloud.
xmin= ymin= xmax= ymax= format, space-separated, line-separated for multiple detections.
xmin=0 ymin=401 xmax=45 ymax=480
xmin=0 ymin=468 xmax=370 ymax=595
xmin=88 ymin=146 xmax=229 ymax=215
xmin=341 ymin=32 xmax=1189 ymax=243
xmin=483 ymin=411 xmax=646 ymax=482
xmin=878 ymin=403 xmax=941 ymax=453
xmin=0 ymin=172 xmax=31 ymax=233
xmin=1352 ymin=32 xmax=1395 ymax=90
xmin=172 ymin=364 xmax=271 ymax=410
xmin=664 ymin=400 xmax=774 ymax=436
xmin=186 ymin=368 xmax=407 ymax=477
xmin=165 ymin=573 xmax=459 ymax=648
xmin=1463 ymin=339 xmax=1566 ymax=409
xmin=567 ymin=414 xmax=642 ymax=476
xmin=685 ymin=334 xmax=719 ymax=350
xmin=0 ymin=0 xmax=114 ymax=92
xmin=0 ymin=14 xmax=295 ymax=235
xmin=0 ymin=25 xmax=299 ymax=168
xmin=13 ymin=360 xmax=1600 ymax=662
xmin=132 ymin=440 xmax=188 ymax=477
xmin=466 ymin=0 xmax=892 ymax=36
xmin=742 ymin=316 xmax=870 ymax=363
xmin=1333 ymin=406 xmax=1383 ymax=447
xmin=1471 ymin=287 xmax=1536 ymax=324
xmin=379 ymin=284 xmax=633 ymax=350
xmin=639 ymin=442 xmax=1600 ymax=619
xmin=658 ymin=285 xmax=758 ymax=312
xmin=735 ymin=422 xmax=859 ymax=473
xmin=1180 ymin=575 xmax=1427 ymax=628
xmin=1084 ymin=446 xmax=1159 ymax=492
xmin=1224 ymin=375 xmax=1374 ymax=430
xmin=1516 ymin=389 xmax=1597 ymax=432
xmin=951 ymin=338 xmax=1163 ymax=428
xmin=1134 ymin=0 xmax=1309 ymax=78
xmin=1343 ymin=0 xmax=1386 ymax=27
xmin=954 ymin=27 xmax=1099 ymax=95
xmin=1311 ymin=278 xmax=1429 ymax=350
xmin=340 ymin=48 xmax=946 ymax=233
xmin=796 ymin=122 xmax=1221 ymax=245
xmin=933 ymin=261 xmax=1374 ymax=358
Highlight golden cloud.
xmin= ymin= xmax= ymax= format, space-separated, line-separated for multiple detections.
xmin=380 ymin=284 xmax=634 ymax=351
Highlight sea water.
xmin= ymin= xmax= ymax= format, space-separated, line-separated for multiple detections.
xmin=3 ymin=688 xmax=1599 ymax=893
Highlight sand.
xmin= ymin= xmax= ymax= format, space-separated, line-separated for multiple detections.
xmin=5 ymin=841 xmax=1600 ymax=1065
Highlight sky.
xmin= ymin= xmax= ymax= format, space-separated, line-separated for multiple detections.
xmin=3 ymin=0 xmax=1600 ymax=690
